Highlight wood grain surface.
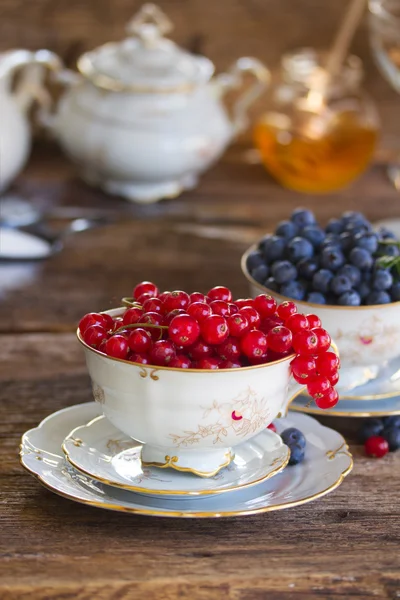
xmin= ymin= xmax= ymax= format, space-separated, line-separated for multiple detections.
xmin=1 ymin=0 xmax=400 ymax=597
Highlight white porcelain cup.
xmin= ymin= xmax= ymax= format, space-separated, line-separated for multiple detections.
xmin=78 ymin=308 xmax=304 ymax=477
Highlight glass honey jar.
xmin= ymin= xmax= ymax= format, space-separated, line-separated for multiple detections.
xmin=254 ymin=48 xmax=380 ymax=193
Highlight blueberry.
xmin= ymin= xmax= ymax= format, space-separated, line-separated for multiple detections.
xmin=264 ymin=277 xmax=279 ymax=292
xmin=301 ymin=225 xmax=325 ymax=248
xmin=366 ymin=290 xmax=391 ymax=305
xmin=330 ymin=274 xmax=352 ymax=295
xmin=280 ymin=280 xmax=306 ymax=300
xmin=342 ymin=211 xmax=369 ymax=228
xmin=326 ymin=218 xmax=344 ymax=234
xmin=391 ymin=281 xmax=400 ymax=301
xmin=338 ymin=290 xmax=361 ymax=306
xmin=281 ymin=427 xmax=306 ymax=449
xmin=346 ymin=222 xmax=372 ymax=236
xmin=358 ymin=418 xmax=384 ymax=442
xmin=339 ymin=231 xmax=354 ymax=252
xmin=275 ymin=220 xmax=298 ymax=240
xmin=251 ymin=264 xmax=269 ymax=284
xmin=313 ymin=269 xmax=334 ymax=293
xmin=378 ymin=227 xmax=396 ymax=240
xmin=378 ymin=243 xmax=400 ymax=257
xmin=271 ymin=260 xmax=297 ymax=284
xmin=383 ymin=415 xmax=400 ymax=428
xmin=290 ymin=208 xmax=316 ymax=228
xmin=349 ymin=247 xmax=373 ymax=270
xmin=382 ymin=428 xmax=400 ymax=451
xmin=287 ymin=236 xmax=314 ymax=262
xmin=320 ymin=246 xmax=345 ymax=271
xmin=297 ymin=258 xmax=319 ymax=280
xmin=306 ymin=292 xmax=326 ymax=304
xmin=338 ymin=264 xmax=361 ymax=287
xmin=372 ymin=269 xmax=393 ymax=291
xmin=288 ymin=444 xmax=305 ymax=465
xmin=260 ymin=235 xmax=286 ymax=262
xmin=321 ymin=234 xmax=341 ymax=251
xmin=246 ymin=250 xmax=264 ymax=272
xmin=356 ymin=281 xmax=371 ymax=300
xmin=353 ymin=232 xmax=379 ymax=253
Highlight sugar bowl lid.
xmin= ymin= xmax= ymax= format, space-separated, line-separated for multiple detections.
xmin=77 ymin=3 xmax=214 ymax=93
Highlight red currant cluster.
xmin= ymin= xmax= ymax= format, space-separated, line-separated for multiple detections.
xmin=78 ymin=281 xmax=339 ymax=409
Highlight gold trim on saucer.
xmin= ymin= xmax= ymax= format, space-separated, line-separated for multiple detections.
xmin=290 ymin=403 xmax=400 ymax=418
xmin=141 ymin=450 xmax=233 ymax=478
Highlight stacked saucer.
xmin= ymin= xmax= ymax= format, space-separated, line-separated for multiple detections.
xmin=20 ymin=402 xmax=353 ymax=518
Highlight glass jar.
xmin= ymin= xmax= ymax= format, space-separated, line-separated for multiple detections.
xmin=254 ymin=48 xmax=380 ymax=193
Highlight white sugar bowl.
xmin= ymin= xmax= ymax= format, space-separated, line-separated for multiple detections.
xmin=45 ymin=3 xmax=270 ymax=203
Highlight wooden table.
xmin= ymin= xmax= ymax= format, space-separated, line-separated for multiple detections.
xmin=1 ymin=0 xmax=400 ymax=596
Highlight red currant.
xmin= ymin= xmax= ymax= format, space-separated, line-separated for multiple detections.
xmin=133 ymin=281 xmax=159 ymax=300
xmin=285 ymin=313 xmax=309 ymax=334
xmin=79 ymin=312 xmax=112 ymax=334
xmin=128 ymin=328 xmax=152 ymax=354
xmin=365 ymin=436 xmax=389 ymax=458
xmin=312 ymin=327 xmax=331 ymax=353
xmin=83 ymin=325 xmax=108 ymax=348
xmin=219 ymin=359 xmax=242 ymax=369
xmin=267 ymin=423 xmax=277 ymax=433
xmin=240 ymin=330 xmax=268 ymax=360
xmin=189 ymin=338 xmax=215 ymax=360
xmin=227 ymin=303 xmax=238 ymax=315
xmin=168 ymin=315 xmax=200 ymax=347
xmin=137 ymin=292 xmax=155 ymax=305
xmin=138 ymin=312 xmax=165 ymax=340
xmin=216 ymin=336 xmax=241 ymax=361
xmin=315 ymin=352 xmax=340 ymax=376
xmin=277 ymin=301 xmax=297 ymax=321
xmin=292 ymin=330 xmax=319 ymax=355
xmin=163 ymin=290 xmax=190 ymax=313
xmin=165 ymin=309 xmax=187 ymax=324
xmin=307 ymin=375 xmax=331 ymax=398
xmin=129 ymin=352 xmax=151 ymax=364
xmin=306 ymin=314 xmax=321 ymax=329
xmin=210 ymin=300 xmax=231 ymax=317
xmin=158 ymin=291 xmax=171 ymax=303
xmin=197 ymin=357 xmax=221 ymax=369
xmin=260 ymin=315 xmax=284 ymax=334
xmin=150 ymin=340 xmax=176 ymax=366
xmin=201 ymin=315 xmax=229 ymax=345
xmin=290 ymin=355 xmax=317 ymax=382
xmin=235 ymin=298 xmax=255 ymax=309
xmin=142 ymin=297 xmax=163 ymax=314
xmin=253 ymin=294 xmax=277 ymax=318
xmin=111 ymin=317 xmax=124 ymax=332
xmin=187 ymin=302 xmax=212 ymax=322
xmin=239 ymin=306 xmax=261 ymax=329
xmin=314 ymin=387 xmax=339 ymax=409
xmin=105 ymin=335 xmax=129 ymax=359
xmin=123 ymin=307 xmax=144 ymax=326
xmin=266 ymin=326 xmax=293 ymax=354
xmin=170 ymin=355 xmax=192 ymax=369
xmin=189 ymin=292 xmax=208 ymax=304
xmin=207 ymin=286 xmax=232 ymax=302
xmin=227 ymin=313 xmax=250 ymax=337
xmin=328 ymin=370 xmax=340 ymax=386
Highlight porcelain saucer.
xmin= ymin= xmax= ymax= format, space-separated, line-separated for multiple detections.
xmin=291 ymin=393 xmax=400 ymax=418
xmin=62 ymin=416 xmax=289 ymax=497
xmin=20 ymin=403 xmax=353 ymax=518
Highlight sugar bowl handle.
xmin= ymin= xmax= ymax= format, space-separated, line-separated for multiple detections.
xmin=215 ymin=57 xmax=270 ymax=136
xmin=280 ymin=376 xmax=306 ymax=418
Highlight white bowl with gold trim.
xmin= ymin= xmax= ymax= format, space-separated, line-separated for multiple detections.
xmin=242 ymin=245 xmax=400 ymax=393
xmin=77 ymin=308 xmax=304 ymax=478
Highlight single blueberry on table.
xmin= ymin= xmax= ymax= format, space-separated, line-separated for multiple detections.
xmin=330 ymin=274 xmax=352 ymax=295
xmin=338 ymin=290 xmax=361 ymax=306
xmin=382 ymin=428 xmax=400 ymax=452
xmin=260 ymin=235 xmax=286 ymax=262
xmin=366 ymin=290 xmax=391 ymax=305
xmin=325 ymin=218 xmax=344 ymax=234
xmin=307 ymin=291 xmax=326 ymax=304
xmin=251 ymin=264 xmax=269 ymax=284
xmin=281 ymin=427 xmax=306 ymax=449
xmin=264 ymin=277 xmax=280 ymax=292
xmin=271 ymin=260 xmax=297 ymax=284
xmin=275 ymin=220 xmax=298 ymax=240
xmin=313 ymin=269 xmax=334 ymax=293
xmin=288 ymin=444 xmax=305 ymax=466
xmin=301 ymin=225 xmax=325 ymax=248
xmin=356 ymin=281 xmax=371 ymax=300
xmin=358 ymin=418 xmax=384 ymax=443
xmin=280 ymin=280 xmax=306 ymax=301
xmin=391 ymin=281 xmax=400 ymax=301
xmin=246 ymin=250 xmax=264 ymax=272
xmin=338 ymin=264 xmax=361 ymax=287
xmin=287 ymin=236 xmax=314 ymax=262
xmin=290 ymin=208 xmax=316 ymax=228
xmin=320 ymin=246 xmax=345 ymax=271
xmin=383 ymin=415 xmax=400 ymax=429
xmin=353 ymin=232 xmax=379 ymax=253
xmin=372 ymin=269 xmax=393 ymax=291
xmin=349 ymin=247 xmax=373 ymax=270
xmin=297 ymin=258 xmax=319 ymax=280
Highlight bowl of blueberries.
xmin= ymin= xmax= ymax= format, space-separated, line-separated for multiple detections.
xmin=242 ymin=208 xmax=400 ymax=392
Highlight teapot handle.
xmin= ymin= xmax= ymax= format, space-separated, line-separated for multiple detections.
xmin=215 ymin=57 xmax=270 ymax=136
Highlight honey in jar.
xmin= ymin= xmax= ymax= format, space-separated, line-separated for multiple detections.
xmin=254 ymin=49 xmax=379 ymax=193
